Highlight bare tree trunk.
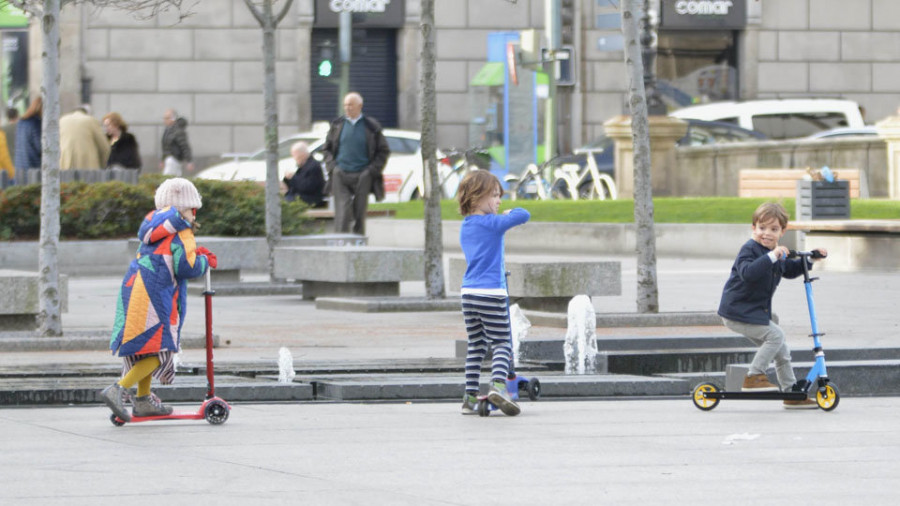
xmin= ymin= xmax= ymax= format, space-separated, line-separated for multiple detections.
xmin=37 ymin=0 xmax=62 ymax=336
xmin=621 ymin=0 xmax=659 ymax=313
xmin=244 ymin=0 xmax=293 ymax=281
xmin=420 ymin=0 xmax=444 ymax=299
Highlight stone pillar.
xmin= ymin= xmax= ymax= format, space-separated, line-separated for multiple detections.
xmin=875 ymin=113 xmax=900 ymax=200
xmin=603 ymin=115 xmax=688 ymax=198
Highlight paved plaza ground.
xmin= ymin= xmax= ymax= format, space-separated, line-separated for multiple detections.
xmin=2 ymin=254 xmax=899 ymax=504
xmin=2 ymin=397 xmax=899 ymax=505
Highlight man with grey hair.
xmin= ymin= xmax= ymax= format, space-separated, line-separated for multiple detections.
xmin=322 ymin=92 xmax=390 ymax=235
xmin=160 ymin=108 xmax=193 ymax=176
xmin=282 ymin=141 xmax=325 ymax=207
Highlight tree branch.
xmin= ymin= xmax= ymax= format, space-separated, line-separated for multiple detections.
xmin=7 ymin=0 xmax=41 ymax=16
xmin=242 ymin=0 xmax=264 ymax=26
xmin=274 ymin=0 xmax=293 ymax=25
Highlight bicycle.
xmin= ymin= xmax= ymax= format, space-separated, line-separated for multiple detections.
xmin=506 ymin=161 xmax=554 ymax=201
xmin=552 ymin=150 xmax=618 ymax=201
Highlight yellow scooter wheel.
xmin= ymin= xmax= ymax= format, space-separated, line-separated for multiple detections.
xmin=816 ymin=383 xmax=840 ymax=411
xmin=692 ymin=383 xmax=720 ymax=411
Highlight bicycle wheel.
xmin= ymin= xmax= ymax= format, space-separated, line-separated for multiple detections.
xmin=514 ymin=172 xmax=541 ymax=200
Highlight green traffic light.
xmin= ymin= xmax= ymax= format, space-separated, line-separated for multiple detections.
xmin=318 ymin=60 xmax=333 ymax=77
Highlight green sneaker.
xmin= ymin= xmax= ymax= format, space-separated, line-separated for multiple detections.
xmin=487 ymin=380 xmax=520 ymax=416
xmin=461 ymin=393 xmax=478 ymax=415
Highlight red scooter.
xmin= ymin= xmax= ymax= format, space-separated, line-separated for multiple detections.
xmin=111 ymin=270 xmax=230 ymax=426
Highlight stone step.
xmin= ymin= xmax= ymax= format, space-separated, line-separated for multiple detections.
xmin=273 ymin=372 xmax=691 ymax=401
xmin=0 ymin=357 xmax=546 ymax=380
xmin=4 ymin=358 xmax=899 ymax=406
xmin=0 ymin=374 xmax=313 ymax=406
xmin=0 ymin=331 xmax=217 ymax=352
xmin=517 ymin=342 xmax=900 ymax=375
xmin=724 ymin=360 xmax=900 ymax=396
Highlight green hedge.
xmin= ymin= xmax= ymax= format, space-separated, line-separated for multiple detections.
xmin=0 ymin=175 xmax=315 ymax=240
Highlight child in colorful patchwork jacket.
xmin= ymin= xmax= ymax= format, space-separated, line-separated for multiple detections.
xmin=100 ymin=177 xmax=217 ymax=421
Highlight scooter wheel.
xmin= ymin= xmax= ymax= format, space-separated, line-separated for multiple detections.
xmin=110 ymin=414 xmax=125 ymax=427
xmin=527 ymin=378 xmax=541 ymax=401
xmin=204 ymin=399 xmax=230 ymax=425
xmin=816 ymin=383 xmax=840 ymax=411
xmin=477 ymin=399 xmax=490 ymax=417
xmin=692 ymin=383 xmax=720 ymax=411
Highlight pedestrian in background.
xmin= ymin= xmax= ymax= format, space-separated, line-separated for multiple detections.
xmin=101 ymin=177 xmax=216 ymax=422
xmin=14 ymin=96 xmax=41 ymax=172
xmin=103 ymin=112 xmax=141 ymax=170
xmin=0 ymin=125 xmax=13 ymax=182
xmin=2 ymin=108 xmax=18 ymax=180
xmin=322 ymin=92 xmax=390 ymax=235
xmin=456 ymin=170 xmax=530 ymax=417
xmin=282 ymin=141 xmax=325 ymax=207
xmin=160 ymin=108 xmax=193 ymax=176
xmin=59 ymin=105 xmax=110 ymax=170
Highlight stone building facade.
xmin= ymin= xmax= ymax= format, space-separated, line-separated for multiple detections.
xmin=19 ymin=0 xmax=900 ymax=172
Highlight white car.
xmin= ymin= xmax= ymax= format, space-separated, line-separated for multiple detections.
xmin=195 ymin=129 xmax=453 ymax=203
xmin=670 ymin=98 xmax=865 ymax=140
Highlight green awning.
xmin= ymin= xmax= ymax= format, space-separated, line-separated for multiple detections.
xmin=470 ymin=62 xmax=505 ymax=87
xmin=0 ymin=4 xmax=28 ymax=28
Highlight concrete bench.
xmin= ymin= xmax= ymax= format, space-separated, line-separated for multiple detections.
xmin=738 ymin=168 xmax=863 ymax=198
xmin=128 ymin=234 xmax=367 ymax=283
xmin=273 ymin=246 xmax=425 ymax=299
xmin=448 ymin=258 xmax=622 ymax=312
xmin=788 ymin=219 xmax=900 ymax=271
xmin=0 ymin=270 xmax=69 ymax=330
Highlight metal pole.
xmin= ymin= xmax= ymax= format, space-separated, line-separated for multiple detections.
xmin=338 ymin=10 xmax=352 ymax=115
xmin=544 ymin=0 xmax=560 ymax=162
xmin=640 ymin=0 xmax=666 ymax=115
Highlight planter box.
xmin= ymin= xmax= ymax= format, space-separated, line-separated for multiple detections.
xmin=796 ymin=180 xmax=850 ymax=221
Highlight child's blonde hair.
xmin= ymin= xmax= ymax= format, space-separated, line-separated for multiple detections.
xmin=753 ymin=201 xmax=789 ymax=228
xmin=457 ymin=171 xmax=502 ymax=215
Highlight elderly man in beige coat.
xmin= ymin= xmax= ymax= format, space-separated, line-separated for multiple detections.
xmin=60 ymin=106 xmax=110 ymax=170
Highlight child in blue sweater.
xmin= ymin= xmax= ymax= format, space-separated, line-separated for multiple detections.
xmin=457 ymin=171 xmax=530 ymax=416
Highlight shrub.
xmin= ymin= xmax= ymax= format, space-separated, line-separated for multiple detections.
xmin=0 ymin=176 xmax=314 ymax=240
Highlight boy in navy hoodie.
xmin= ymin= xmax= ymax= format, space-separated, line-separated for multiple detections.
xmin=718 ymin=202 xmax=826 ymax=409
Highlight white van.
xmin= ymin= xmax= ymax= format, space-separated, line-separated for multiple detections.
xmin=670 ymin=99 xmax=865 ymax=140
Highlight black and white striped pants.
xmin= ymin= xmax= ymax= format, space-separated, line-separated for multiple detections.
xmin=461 ymin=293 xmax=513 ymax=393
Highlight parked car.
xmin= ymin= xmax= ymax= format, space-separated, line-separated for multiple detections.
xmin=670 ymin=98 xmax=866 ymax=139
xmin=804 ymin=125 xmax=878 ymax=140
xmin=195 ymin=129 xmax=453 ymax=203
xmin=547 ymin=119 xmax=766 ymax=199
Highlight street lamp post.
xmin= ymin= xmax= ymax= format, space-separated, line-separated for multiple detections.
xmin=640 ymin=0 xmax=666 ymax=115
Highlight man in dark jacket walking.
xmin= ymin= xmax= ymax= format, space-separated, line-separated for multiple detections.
xmin=322 ymin=92 xmax=390 ymax=235
xmin=160 ymin=108 xmax=193 ymax=176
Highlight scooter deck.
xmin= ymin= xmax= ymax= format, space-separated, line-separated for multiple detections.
xmin=703 ymin=390 xmax=809 ymax=401
xmin=116 ymin=411 xmax=205 ymax=424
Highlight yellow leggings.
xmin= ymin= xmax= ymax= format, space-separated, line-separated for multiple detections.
xmin=117 ymin=356 xmax=160 ymax=397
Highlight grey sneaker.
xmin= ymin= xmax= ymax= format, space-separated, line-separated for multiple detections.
xmin=461 ymin=393 xmax=478 ymax=415
xmin=132 ymin=393 xmax=173 ymax=417
xmin=487 ymin=381 xmax=520 ymax=416
xmin=100 ymin=383 xmax=131 ymax=422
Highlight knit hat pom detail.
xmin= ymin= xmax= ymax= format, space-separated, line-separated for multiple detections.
xmin=154 ymin=177 xmax=202 ymax=211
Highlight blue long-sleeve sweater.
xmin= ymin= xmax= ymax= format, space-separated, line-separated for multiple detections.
xmin=460 ymin=208 xmax=530 ymax=291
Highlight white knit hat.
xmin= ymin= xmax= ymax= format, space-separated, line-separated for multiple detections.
xmin=154 ymin=177 xmax=202 ymax=211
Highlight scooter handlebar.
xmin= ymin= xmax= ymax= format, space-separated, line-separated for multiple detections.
xmin=788 ymin=249 xmax=827 ymax=259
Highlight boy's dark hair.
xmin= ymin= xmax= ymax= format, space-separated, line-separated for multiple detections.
xmin=457 ymin=170 xmax=502 ymax=215
xmin=753 ymin=201 xmax=789 ymax=228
